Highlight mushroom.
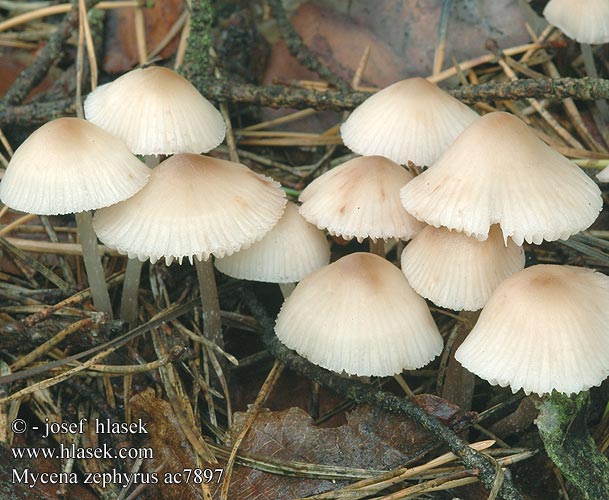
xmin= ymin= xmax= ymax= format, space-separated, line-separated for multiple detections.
xmin=401 ymin=224 xmax=525 ymax=312
xmin=93 ymin=153 xmax=286 ymax=347
xmin=454 ymin=264 xmax=609 ymax=499
xmin=543 ymin=0 xmax=609 ymax=124
xmin=400 ymin=112 xmax=602 ymax=245
xmin=0 ymin=117 xmax=149 ymax=315
xmin=275 ymin=252 xmax=443 ymax=377
xmin=299 ymin=155 xmax=424 ymax=255
xmin=84 ymin=65 xmax=226 ymax=155
xmin=84 ymin=65 xmax=227 ymax=326
xmin=215 ymin=201 xmax=330 ymax=297
xmin=340 ymin=77 xmax=478 ymax=166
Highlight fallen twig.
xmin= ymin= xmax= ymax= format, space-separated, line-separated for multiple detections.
xmin=242 ymin=289 xmax=526 ymax=500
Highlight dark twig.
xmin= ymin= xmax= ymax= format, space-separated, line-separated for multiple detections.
xmin=450 ymin=76 xmax=609 ymax=103
xmin=2 ymin=1 xmax=86 ymax=105
xmin=267 ymin=0 xmax=349 ymax=91
xmin=0 ymin=98 xmax=75 ymax=127
xmin=242 ymin=290 xmax=525 ymax=500
xmin=5 ymin=78 xmax=609 ymax=127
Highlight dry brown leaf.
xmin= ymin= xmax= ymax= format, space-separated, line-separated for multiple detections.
xmin=227 ymin=395 xmax=477 ymax=499
xmin=130 ymin=388 xmax=476 ymax=500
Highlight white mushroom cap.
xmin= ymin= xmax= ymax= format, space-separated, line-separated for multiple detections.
xmin=544 ymin=0 xmax=609 ymax=44
xmin=340 ymin=78 xmax=478 ymax=166
xmin=401 ymin=225 xmax=525 ymax=312
xmin=400 ymin=112 xmax=602 ymax=245
xmin=275 ymin=252 xmax=443 ymax=376
xmin=84 ymin=66 xmax=226 ymax=155
xmin=299 ymin=155 xmax=425 ymax=242
xmin=455 ymin=264 xmax=609 ymax=396
xmin=215 ymin=201 xmax=330 ymax=283
xmin=93 ymin=154 xmax=287 ymax=264
xmin=0 ymin=117 xmax=149 ymax=215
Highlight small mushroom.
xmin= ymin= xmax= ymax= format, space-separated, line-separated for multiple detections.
xmin=400 ymin=112 xmax=602 ymax=245
xmin=340 ymin=77 xmax=478 ymax=166
xmin=84 ymin=66 xmax=226 ymax=155
xmin=84 ymin=65 xmax=227 ymax=326
xmin=401 ymin=224 xmax=525 ymax=312
xmin=299 ymin=155 xmax=424 ymax=254
xmin=543 ymin=0 xmax=609 ymax=125
xmin=275 ymin=252 xmax=443 ymax=377
xmin=215 ymin=202 xmax=330 ymax=297
xmin=0 ymin=117 xmax=149 ymax=315
xmin=93 ymin=153 xmax=287 ymax=347
xmin=454 ymin=264 xmax=609 ymax=499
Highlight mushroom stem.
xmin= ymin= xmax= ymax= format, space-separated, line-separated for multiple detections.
xmin=120 ymin=257 xmax=143 ymax=328
xmin=194 ymin=257 xmax=224 ymax=349
xmin=369 ymin=238 xmax=385 ymax=256
xmin=536 ymin=391 xmax=609 ymax=500
xmin=581 ymin=43 xmax=609 ymax=124
xmin=278 ymin=282 xmax=295 ymax=298
xmin=116 ymin=154 xmax=158 ymax=328
xmin=440 ymin=310 xmax=479 ymax=411
xmin=74 ymin=211 xmax=113 ymax=316
xmin=244 ymin=290 xmax=526 ymax=500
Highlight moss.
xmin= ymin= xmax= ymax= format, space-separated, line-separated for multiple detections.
xmin=536 ymin=391 xmax=609 ymax=500
xmin=182 ymin=0 xmax=215 ymax=80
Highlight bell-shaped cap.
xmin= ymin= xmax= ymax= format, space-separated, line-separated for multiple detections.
xmin=299 ymin=155 xmax=424 ymax=242
xmin=544 ymin=0 xmax=609 ymax=44
xmin=400 ymin=112 xmax=602 ymax=245
xmin=401 ymin=225 xmax=525 ymax=311
xmin=340 ymin=78 xmax=478 ymax=166
xmin=275 ymin=252 xmax=443 ymax=376
xmin=0 ymin=117 xmax=149 ymax=215
xmin=84 ymin=66 xmax=226 ymax=155
xmin=93 ymin=154 xmax=287 ymax=264
xmin=455 ymin=264 xmax=609 ymax=396
xmin=215 ymin=202 xmax=330 ymax=283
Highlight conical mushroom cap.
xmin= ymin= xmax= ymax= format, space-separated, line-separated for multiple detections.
xmin=0 ymin=117 xmax=149 ymax=215
xmin=215 ymin=202 xmax=330 ymax=283
xmin=544 ymin=0 xmax=609 ymax=44
xmin=84 ymin=66 xmax=226 ymax=155
xmin=340 ymin=78 xmax=478 ymax=166
xmin=455 ymin=264 xmax=609 ymax=396
xmin=93 ymin=154 xmax=287 ymax=264
xmin=275 ymin=252 xmax=443 ymax=376
xmin=299 ymin=156 xmax=424 ymax=242
xmin=400 ymin=112 xmax=602 ymax=245
xmin=401 ymin=225 xmax=525 ymax=311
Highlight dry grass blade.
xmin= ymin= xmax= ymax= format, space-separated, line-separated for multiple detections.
xmin=220 ymin=359 xmax=284 ymax=500
xmin=0 ymin=213 xmax=37 ymax=237
xmin=151 ymin=329 xmax=217 ymax=464
xmin=0 ymin=343 xmax=118 ymax=404
xmin=19 ymin=272 xmax=123 ymax=327
xmin=0 ymin=0 xmax=140 ymax=32
xmin=0 ymin=235 xmax=71 ymax=291
xmin=306 ymin=440 xmax=495 ymax=500
xmin=243 ymin=108 xmax=318 ymax=131
xmin=4 ymin=236 xmax=120 ymax=256
xmin=432 ymin=0 xmax=452 ymax=75
xmin=10 ymin=317 xmax=93 ymax=371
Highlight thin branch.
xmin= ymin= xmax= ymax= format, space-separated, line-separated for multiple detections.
xmin=267 ymin=0 xmax=349 ymax=91
xmin=4 ymin=78 xmax=609 ymax=127
xmin=242 ymin=290 xmax=525 ymax=500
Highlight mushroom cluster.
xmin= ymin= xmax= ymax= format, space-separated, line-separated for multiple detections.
xmin=0 ymin=65 xmax=293 ymax=358
xmin=400 ymin=111 xmax=601 ymax=311
xmin=0 ymin=117 xmax=150 ymax=315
